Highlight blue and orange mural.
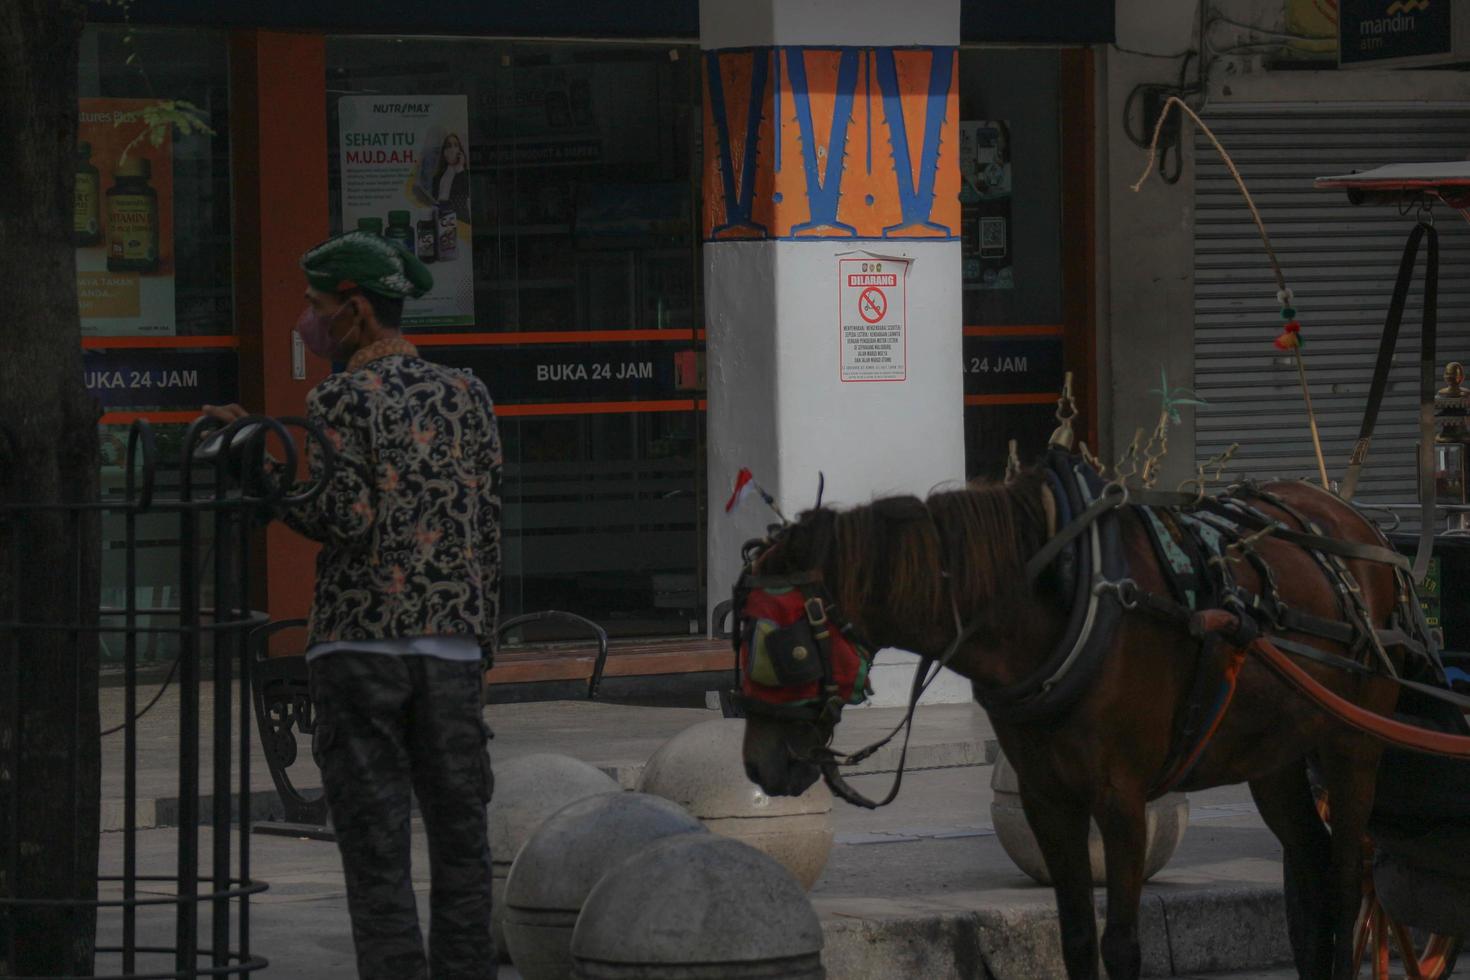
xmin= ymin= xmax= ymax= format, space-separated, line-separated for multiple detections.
xmin=702 ymin=46 xmax=960 ymax=241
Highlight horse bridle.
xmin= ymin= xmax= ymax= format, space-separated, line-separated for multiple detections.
xmin=729 ymin=532 xmax=875 ymax=730
xmin=730 ymin=527 xmax=982 ymax=810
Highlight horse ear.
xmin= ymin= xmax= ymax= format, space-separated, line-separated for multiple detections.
xmin=815 ymin=472 xmax=825 ymax=510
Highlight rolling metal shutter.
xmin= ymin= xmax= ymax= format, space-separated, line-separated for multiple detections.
xmin=1193 ymin=101 xmax=1470 ymax=517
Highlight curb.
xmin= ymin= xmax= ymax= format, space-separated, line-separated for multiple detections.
xmin=102 ymin=789 xmax=292 ymax=833
xmin=107 ymin=737 xmax=1001 ymax=830
xmin=818 ymin=884 xmax=1291 ymax=979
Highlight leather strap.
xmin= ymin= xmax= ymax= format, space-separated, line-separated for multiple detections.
xmin=1127 ymin=486 xmax=1413 ymax=572
xmin=1272 ymin=526 xmax=1410 ymax=572
xmin=1246 ymin=626 xmax=1470 ymax=759
xmin=1024 ymin=489 xmax=1124 ymax=584
xmin=1413 ymin=225 xmax=1440 ymax=582
xmin=1269 ymin=634 xmax=1376 ymax=677
xmin=1397 ymin=675 xmax=1470 ymax=714
xmin=1336 ymin=221 xmax=1440 ymax=583
xmin=1276 ymin=607 xmax=1357 ymax=646
xmin=1342 ymin=222 xmax=1432 ymax=502
xmin=1150 ymin=631 xmax=1248 ymax=796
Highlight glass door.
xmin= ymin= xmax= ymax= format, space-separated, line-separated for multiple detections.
xmin=326 ymin=37 xmax=706 ymax=639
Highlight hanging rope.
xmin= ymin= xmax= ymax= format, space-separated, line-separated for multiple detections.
xmin=1132 ymin=95 xmax=1331 ymax=490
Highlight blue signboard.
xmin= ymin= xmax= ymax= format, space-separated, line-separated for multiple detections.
xmin=84 ymin=350 xmax=238 ymax=410
xmin=1340 ymin=0 xmax=1453 ymax=65
xmin=423 ymin=344 xmax=691 ymax=404
xmin=962 ymin=336 xmax=1064 ymax=396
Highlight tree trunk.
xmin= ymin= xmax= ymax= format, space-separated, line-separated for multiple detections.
xmin=0 ymin=1 xmax=102 ymax=975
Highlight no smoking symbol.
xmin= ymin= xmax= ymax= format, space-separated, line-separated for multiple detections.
xmin=858 ymin=287 xmax=887 ymax=324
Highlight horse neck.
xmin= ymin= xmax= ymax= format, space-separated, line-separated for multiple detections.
xmin=920 ymin=476 xmax=1069 ymax=688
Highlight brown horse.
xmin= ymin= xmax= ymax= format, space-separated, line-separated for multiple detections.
xmin=740 ymin=469 xmax=1404 ymax=980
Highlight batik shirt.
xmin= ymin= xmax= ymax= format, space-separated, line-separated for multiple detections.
xmin=281 ymin=354 xmax=502 ymax=663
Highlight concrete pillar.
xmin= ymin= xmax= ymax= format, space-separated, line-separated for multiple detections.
xmin=701 ymin=0 xmax=965 ymax=644
xmin=1102 ymin=2 xmax=1201 ymax=488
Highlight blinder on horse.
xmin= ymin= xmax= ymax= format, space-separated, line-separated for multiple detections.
xmin=730 ymin=525 xmax=983 ymax=810
xmin=729 ymin=542 xmax=876 ymax=729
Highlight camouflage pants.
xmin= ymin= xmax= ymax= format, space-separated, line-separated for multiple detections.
xmin=310 ymin=653 xmax=496 ymax=980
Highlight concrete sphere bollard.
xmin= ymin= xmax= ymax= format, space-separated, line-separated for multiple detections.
xmin=989 ymin=750 xmax=1189 ymax=886
xmin=570 ymin=833 xmax=825 ymax=980
xmin=489 ymin=754 xmax=620 ymax=959
xmin=503 ymin=792 xmax=706 ymax=980
xmin=636 ymin=718 xmax=834 ymax=890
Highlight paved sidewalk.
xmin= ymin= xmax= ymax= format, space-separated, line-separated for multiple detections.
xmin=96 ymin=773 xmax=1287 ymax=979
xmin=99 ymin=682 xmax=995 ymax=828
xmin=95 ymin=687 xmax=1298 ymax=978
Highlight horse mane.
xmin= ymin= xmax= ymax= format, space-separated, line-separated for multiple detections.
xmin=788 ymin=471 xmax=1051 ymax=647
xmin=925 ymin=471 xmax=1052 ymax=631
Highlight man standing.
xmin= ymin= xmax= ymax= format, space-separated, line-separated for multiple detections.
xmin=206 ymin=231 xmax=501 ymax=979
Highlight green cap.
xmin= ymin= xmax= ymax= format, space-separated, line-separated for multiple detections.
xmin=300 ymin=230 xmax=433 ymax=299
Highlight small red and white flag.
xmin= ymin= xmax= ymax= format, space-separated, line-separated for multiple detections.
xmin=725 ymin=467 xmax=758 ymax=513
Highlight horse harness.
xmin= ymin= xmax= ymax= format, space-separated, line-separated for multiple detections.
xmin=1016 ymin=451 xmax=1470 ymax=796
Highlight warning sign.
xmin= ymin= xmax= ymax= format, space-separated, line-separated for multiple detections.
xmin=840 ymin=258 xmax=907 ymax=382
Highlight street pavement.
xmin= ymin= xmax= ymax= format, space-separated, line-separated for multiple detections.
xmin=94 ymin=685 xmax=1300 ymax=978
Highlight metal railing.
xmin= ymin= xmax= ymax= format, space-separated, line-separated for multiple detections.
xmin=0 ymin=414 xmax=328 ymax=979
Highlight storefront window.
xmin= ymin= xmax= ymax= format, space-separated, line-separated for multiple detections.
xmin=957 ymin=49 xmax=1066 ymax=478
xmin=326 ymin=38 xmax=704 ymax=638
xmin=79 ymin=25 xmax=236 ymax=665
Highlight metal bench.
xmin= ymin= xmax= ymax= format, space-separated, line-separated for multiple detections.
xmin=250 ymin=611 xmax=609 ymax=835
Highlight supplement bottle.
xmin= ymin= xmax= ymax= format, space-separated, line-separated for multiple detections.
xmin=416 ymin=213 xmax=437 ymax=263
xmin=435 ymin=202 xmax=458 ymax=261
xmin=106 ymin=157 xmax=159 ymax=273
xmin=75 ymin=142 xmax=101 ymax=247
xmin=385 ymin=210 xmax=415 ymax=255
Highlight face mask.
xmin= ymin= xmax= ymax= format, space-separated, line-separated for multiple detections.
xmin=295 ymin=301 xmax=357 ymax=360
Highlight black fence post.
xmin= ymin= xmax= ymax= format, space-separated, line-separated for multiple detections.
xmin=0 ymin=413 xmax=321 ymax=979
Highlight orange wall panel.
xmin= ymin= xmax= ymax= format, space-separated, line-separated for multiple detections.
xmin=231 ymin=31 xmax=330 ymax=642
xmin=703 ymin=47 xmax=959 ymax=241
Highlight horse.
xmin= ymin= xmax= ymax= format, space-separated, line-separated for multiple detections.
xmin=738 ymin=464 xmax=1407 ymax=980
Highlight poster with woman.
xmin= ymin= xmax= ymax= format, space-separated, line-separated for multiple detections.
xmin=338 ymin=95 xmax=475 ymax=327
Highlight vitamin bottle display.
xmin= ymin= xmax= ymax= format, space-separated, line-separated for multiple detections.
xmin=356 ymin=216 xmax=384 ymax=236
xmin=75 ymin=141 xmax=101 ymax=247
xmin=106 ymin=158 xmax=159 ymax=273
xmin=385 ymin=210 xmax=415 ymax=254
xmin=435 ymin=202 xmax=458 ymax=261
xmin=416 ymin=214 xmax=437 ymax=263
